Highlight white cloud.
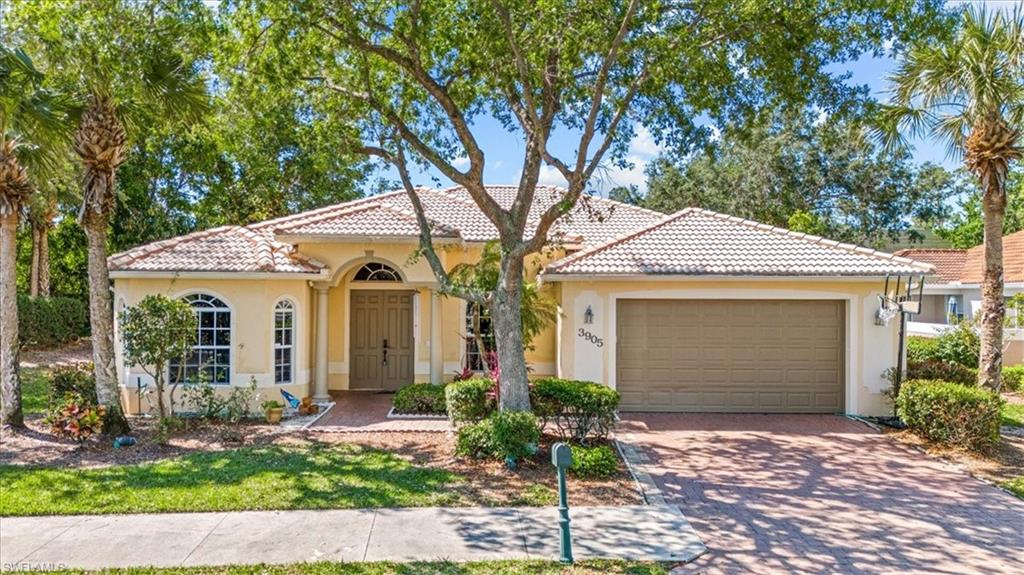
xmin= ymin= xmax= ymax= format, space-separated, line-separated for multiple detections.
xmin=537 ymin=164 xmax=569 ymax=187
xmin=452 ymin=156 xmax=470 ymax=169
xmin=629 ymin=125 xmax=663 ymax=157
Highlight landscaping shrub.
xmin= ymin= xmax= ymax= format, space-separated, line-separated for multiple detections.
xmin=905 ymin=359 xmax=977 ymax=386
xmin=906 ymin=336 xmax=941 ymax=363
xmin=393 ymin=383 xmax=447 ymax=415
xmin=1002 ymin=366 xmax=1024 ymax=392
xmin=896 ymin=379 xmax=1003 ymax=450
xmin=445 ymin=378 xmax=495 ymax=424
xmin=455 ymin=418 xmax=494 ymax=459
xmin=568 ymin=444 xmax=619 ymax=478
xmin=489 ymin=411 xmax=540 ymax=461
xmin=17 ymin=295 xmax=89 ymax=348
xmin=530 ymin=378 xmax=620 ymax=444
xmin=49 ymin=363 xmax=97 ymax=406
xmin=44 ymin=392 xmax=105 ymax=441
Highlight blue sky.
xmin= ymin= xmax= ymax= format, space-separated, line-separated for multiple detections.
xmin=390 ymin=0 xmax=1021 ymax=196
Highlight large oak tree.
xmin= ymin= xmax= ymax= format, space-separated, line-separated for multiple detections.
xmin=229 ymin=0 xmax=949 ymax=411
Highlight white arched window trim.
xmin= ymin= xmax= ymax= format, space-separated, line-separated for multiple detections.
xmin=170 ymin=292 xmax=233 ymax=385
xmin=273 ymin=298 xmax=296 ymax=385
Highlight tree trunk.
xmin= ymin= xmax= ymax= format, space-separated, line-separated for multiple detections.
xmin=0 ymin=209 xmax=24 ymax=427
xmin=82 ymin=208 xmax=130 ymax=434
xmin=492 ymin=256 xmax=531 ymax=412
xmin=29 ymin=225 xmax=41 ymax=297
xmin=38 ymin=222 xmax=49 ymax=297
xmin=978 ymin=182 xmax=1005 ymax=391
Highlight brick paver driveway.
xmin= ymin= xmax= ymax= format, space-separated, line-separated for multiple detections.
xmin=617 ymin=414 xmax=1024 ymax=574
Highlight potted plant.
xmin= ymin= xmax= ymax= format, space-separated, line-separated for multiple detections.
xmin=262 ymin=400 xmax=284 ymax=424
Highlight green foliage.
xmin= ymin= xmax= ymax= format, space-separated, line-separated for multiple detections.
xmin=119 ymin=294 xmax=198 ymax=417
xmin=182 ymin=377 xmax=258 ymax=422
xmin=455 ymin=411 xmax=540 ymax=461
xmin=393 ymin=383 xmax=448 ymax=415
xmin=933 ymin=322 xmax=982 ymax=368
xmin=1003 ymin=477 xmax=1024 ymax=500
xmin=16 ymin=294 xmax=88 ymax=348
xmin=907 ymin=336 xmax=941 ymax=363
xmin=181 ymin=380 xmax=226 ymax=419
xmin=445 ymin=378 xmax=495 ymax=424
xmin=905 ymin=359 xmax=977 ymax=386
xmin=43 ymin=392 xmax=104 ymax=442
xmin=641 ymin=113 xmax=958 ymax=248
xmin=1003 ymin=403 xmax=1024 ymax=428
xmin=49 ymin=364 xmax=96 ymax=406
xmin=1002 ymin=366 xmax=1024 ymax=392
xmin=489 ymin=411 xmax=540 ymax=461
xmin=935 ymin=170 xmax=1024 ymax=247
xmin=0 ymin=444 xmax=461 ymax=516
xmin=18 ymin=368 xmax=49 ymax=415
xmin=455 ymin=418 xmax=495 ymax=460
xmin=896 ymin=379 xmax=1003 ymax=450
xmin=569 ymin=445 xmax=620 ymax=479
xmin=530 ymin=378 xmax=620 ymax=444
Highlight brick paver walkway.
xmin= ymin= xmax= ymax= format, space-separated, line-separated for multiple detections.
xmin=617 ymin=414 xmax=1024 ymax=574
xmin=309 ymin=391 xmax=449 ymax=432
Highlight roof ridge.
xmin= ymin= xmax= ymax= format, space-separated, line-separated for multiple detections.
xmin=546 ymin=208 xmax=688 ymax=272
xmin=108 ymin=225 xmax=237 ymax=268
xmin=690 ymin=208 xmax=934 ymax=273
xmin=251 ymin=189 xmax=407 ymax=230
xmin=377 ymin=201 xmax=462 ymax=236
xmin=235 ymin=226 xmax=276 ymax=271
xmin=272 ymin=202 xmax=382 ymax=234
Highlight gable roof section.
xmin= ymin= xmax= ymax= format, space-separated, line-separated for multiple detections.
xmin=544 ymin=208 xmax=933 ymax=278
xmin=891 ymin=248 xmax=968 ymax=284
xmin=895 ymin=230 xmax=1024 ymax=285
xmin=108 ymin=226 xmax=323 ymax=274
xmin=109 ymin=185 xmax=664 ymax=273
xmin=272 ymin=202 xmax=460 ymax=239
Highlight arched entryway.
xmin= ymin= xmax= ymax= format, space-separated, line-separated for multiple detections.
xmin=348 ymin=262 xmax=414 ymax=391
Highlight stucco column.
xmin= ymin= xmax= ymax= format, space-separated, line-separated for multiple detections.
xmin=430 ymin=289 xmax=443 ymax=384
xmin=313 ymin=284 xmax=330 ymax=401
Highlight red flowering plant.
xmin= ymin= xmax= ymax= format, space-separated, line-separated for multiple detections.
xmin=45 ymin=392 xmax=106 ymax=441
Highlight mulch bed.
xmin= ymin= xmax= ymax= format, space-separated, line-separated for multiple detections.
xmin=882 ymin=426 xmax=1024 ymax=490
xmin=0 ymin=418 xmax=641 ymax=507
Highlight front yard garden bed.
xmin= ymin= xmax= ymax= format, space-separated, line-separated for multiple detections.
xmin=0 ymin=419 xmax=640 ymax=515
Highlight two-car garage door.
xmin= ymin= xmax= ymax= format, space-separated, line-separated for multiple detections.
xmin=616 ymin=299 xmax=844 ymax=413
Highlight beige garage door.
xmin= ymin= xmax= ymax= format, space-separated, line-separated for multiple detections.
xmin=616 ymin=300 xmax=844 ymax=413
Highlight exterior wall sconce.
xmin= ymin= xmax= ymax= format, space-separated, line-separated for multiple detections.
xmin=583 ymin=305 xmax=594 ymax=325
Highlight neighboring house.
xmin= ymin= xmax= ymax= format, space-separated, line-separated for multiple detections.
xmin=896 ymin=230 xmax=1024 ymax=365
xmin=110 ymin=185 xmax=932 ymax=417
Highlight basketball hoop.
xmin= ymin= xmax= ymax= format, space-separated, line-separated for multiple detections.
xmin=875 ymin=295 xmax=900 ymax=326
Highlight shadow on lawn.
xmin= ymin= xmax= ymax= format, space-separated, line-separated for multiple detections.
xmin=0 ymin=443 xmax=461 ymax=515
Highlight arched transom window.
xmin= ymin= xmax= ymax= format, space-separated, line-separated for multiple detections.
xmin=274 ymin=300 xmax=294 ymax=384
xmin=353 ymin=262 xmax=401 ymax=282
xmin=170 ymin=293 xmax=231 ymax=385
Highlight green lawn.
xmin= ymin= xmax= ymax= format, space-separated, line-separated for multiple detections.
xmin=0 ymin=444 xmax=462 ymax=516
xmin=18 ymin=366 xmax=49 ymax=415
xmin=1002 ymin=477 xmax=1024 ymax=500
xmin=43 ymin=560 xmax=668 ymax=575
xmin=1001 ymin=401 xmax=1024 ymax=428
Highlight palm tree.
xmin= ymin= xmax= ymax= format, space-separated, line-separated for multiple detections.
xmin=0 ymin=47 xmax=70 ymax=427
xmin=878 ymin=6 xmax=1023 ymax=391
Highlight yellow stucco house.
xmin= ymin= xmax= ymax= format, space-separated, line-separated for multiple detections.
xmin=109 ymin=185 xmax=932 ymax=416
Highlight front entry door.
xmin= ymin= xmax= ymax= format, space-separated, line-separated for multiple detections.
xmin=350 ymin=290 xmax=414 ymax=391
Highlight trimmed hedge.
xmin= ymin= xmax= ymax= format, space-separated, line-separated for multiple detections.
xmin=455 ymin=411 xmax=539 ymax=461
xmin=445 ymin=378 xmax=495 ymax=424
xmin=530 ymin=378 xmax=619 ymax=444
xmin=569 ymin=444 xmax=619 ymax=478
xmin=906 ymin=336 xmax=941 ymax=363
xmin=906 ymin=323 xmax=980 ymax=368
xmin=17 ymin=295 xmax=89 ymax=348
xmin=896 ymin=379 xmax=1003 ymax=450
xmin=905 ymin=359 xmax=977 ymax=386
xmin=393 ymin=383 xmax=447 ymax=415
xmin=455 ymin=418 xmax=494 ymax=459
xmin=1002 ymin=366 xmax=1024 ymax=392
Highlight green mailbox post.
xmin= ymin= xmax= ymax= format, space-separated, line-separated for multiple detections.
xmin=551 ymin=442 xmax=574 ymax=564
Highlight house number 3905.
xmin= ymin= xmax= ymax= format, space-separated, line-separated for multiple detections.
xmin=578 ymin=328 xmax=604 ymax=347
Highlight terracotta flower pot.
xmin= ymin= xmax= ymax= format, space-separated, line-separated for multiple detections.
xmin=265 ymin=407 xmax=284 ymax=424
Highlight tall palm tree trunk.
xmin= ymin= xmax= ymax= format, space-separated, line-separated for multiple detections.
xmin=0 ymin=209 xmax=24 ymax=427
xmin=82 ymin=207 xmax=128 ymax=433
xmin=978 ymin=183 xmax=1005 ymax=391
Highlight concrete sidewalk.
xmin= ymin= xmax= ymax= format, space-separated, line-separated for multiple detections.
xmin=1 ymin=505 xmax=705 ymax=569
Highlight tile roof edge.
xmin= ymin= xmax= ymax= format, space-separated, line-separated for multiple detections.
xmin=545 ymin=209 xmax=687 ymax=273
xmin=271 ymin=202 xmax=384 ymax=234
xmin=693 ymin=208 xmax=936 ymax=273
xmin=108 ymin=225 xmax=238 ymax=269
xmin=251 ymin=189 xmax=409 ymax=231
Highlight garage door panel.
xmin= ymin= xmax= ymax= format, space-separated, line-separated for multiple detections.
xmin=617 ymin=299 xmax=844 ymax=413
